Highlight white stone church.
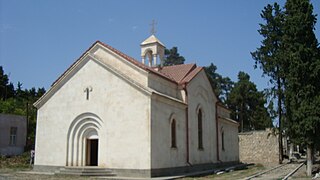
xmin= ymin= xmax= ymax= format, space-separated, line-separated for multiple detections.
xmin=33 ymin=35 xmax=239 ymax=177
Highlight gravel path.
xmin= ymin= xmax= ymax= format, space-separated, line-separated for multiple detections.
xmin=247 ymin=162 xmax=304 ymax=180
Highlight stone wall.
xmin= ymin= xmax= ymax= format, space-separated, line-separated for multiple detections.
xmin=239 ymin=128 xmax=279 ymax=164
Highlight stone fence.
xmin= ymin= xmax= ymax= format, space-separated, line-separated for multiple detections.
xmin=239 ymin=128 xmax=279 ymax=164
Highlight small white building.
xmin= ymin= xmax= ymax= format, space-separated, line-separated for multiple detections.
xmin=33 ymin=35 xmax=239 ymax=177
xmin=0 ymin=114 xmax=27 ymax=156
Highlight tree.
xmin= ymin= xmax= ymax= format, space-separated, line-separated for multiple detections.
xmin=0 ymin=66 xmax=15 ymax=100
xmin=36 ymin=87 xmax=46 ymax=98
xmin=0 ymin=66 xmax=46 ymax=150
xmin=282 ymin=0 xmax=320 ymax=176
xmin=227 ymin=72 xmax=273 ymax=131
xmin=254 ymin=0 xmax=320 ymax=175
xmin=204 ymin=63 xmax=233 ymax=102
xmin=163 ymin=47 xmax=185 ymax=66
xmin=251 ymin=2 xmax=285 ymax=163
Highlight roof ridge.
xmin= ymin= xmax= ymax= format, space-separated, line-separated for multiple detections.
xmin=97 ymin=41 xmax=177 ymax=83
xmin=162 ymin=63 xmax=195 ymax=68
xmin=97 ymin=41 xmax=139 ymax=65
xmin=180 ymin=66 xmax=203 ymax=84
xmin=178 ymin=64 xmax=197 ymax=83
xmin=51 ymin=40 xmax=179 ymax=88
xmin=51 ymin=41 xmax=100 ymax=87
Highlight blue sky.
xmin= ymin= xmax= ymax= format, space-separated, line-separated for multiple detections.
xmin=0 ymin=0 xmax=319 ymax=91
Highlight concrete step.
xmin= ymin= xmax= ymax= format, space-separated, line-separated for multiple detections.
xmin=58 ymin=172 xmax=116 ymax=176
xmin=56 ymin=167 xmax=116 ymax=176
xmin=60 ymin=167 xmax=113 ymax=172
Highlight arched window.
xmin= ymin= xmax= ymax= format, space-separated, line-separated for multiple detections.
xmin=222 ymin=131 xmax=225 ymax=151
xmin=198 ymin=109 xmax=203 ymax=149
xmin=171 ymin=119 xmax=177 ymax=148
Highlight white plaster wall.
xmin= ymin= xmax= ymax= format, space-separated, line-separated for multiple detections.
xmin=186 ymin=70 xmax=218 ymax=164
xmin=35 ymin=58 xmax=151 ymax=169
xmin=92 ymin=44 xmax=148 ymax=88
xmin=148 ymin=73 xmax=181 ymax=100
xmin=218 ymin=119 xmax=239 ymax=162
xmin=217 ymin=105 xmax=231 ymax=119
xmin=150 ymin=95 xmax=187 ymax=169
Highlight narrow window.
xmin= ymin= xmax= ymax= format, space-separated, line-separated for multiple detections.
xmin=171 ymin=119 xmax=177 ymax=148
xmin=222 ymin=131 xmax=225 ymax=151
xmin=10 ymin=127 xmax=17 ymax=145
xmin=198 ymin=109 xmax=203 ymax=149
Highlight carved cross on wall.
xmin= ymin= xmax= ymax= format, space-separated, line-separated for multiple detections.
xmin=84 ymin=86 xmax=93 ymax=100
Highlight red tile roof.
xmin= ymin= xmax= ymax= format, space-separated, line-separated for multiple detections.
xmin=180 ymin=66 xmax=203 ymax=84
xmin=158 ymin=64 xmax=203 ymax=84
xmin=51 ymin=41 xmax=202 ymax=87
xmin=159 ymin=64 xmax=195 ymax=82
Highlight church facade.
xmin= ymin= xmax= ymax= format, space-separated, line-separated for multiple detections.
xmin=33 ymin=35 xmax=239 ymax=177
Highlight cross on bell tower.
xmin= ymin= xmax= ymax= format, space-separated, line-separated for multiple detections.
xmin=150 ymin=20 xmax=157 ymax=35
xmin=140 ymin=20 xmax=165 ymax=67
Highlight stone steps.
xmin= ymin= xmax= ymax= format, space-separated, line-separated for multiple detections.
xmin=56 ymin=167 xmax=116 ymax=176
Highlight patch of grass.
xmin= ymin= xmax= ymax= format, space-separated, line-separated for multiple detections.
xmin=181 ymin=164 xmax=266 ymax=180
xmin=0 ymin=151 xmax=32 ymax=171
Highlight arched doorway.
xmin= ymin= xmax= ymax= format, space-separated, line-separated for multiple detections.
xmin=85 ymin=130 xmax=99 ymax=166
xmin=66 ymin=113 xmax=103 ymax=167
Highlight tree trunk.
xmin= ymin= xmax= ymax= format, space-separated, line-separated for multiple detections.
xmin=26 ymin=102 xmax=29 ymax=150
xmin=289 ymin=143 xmax=293 ymax=161
xmin=307 ymin=144 xmax=313 ymax=176
xmin=277 ymin=76 xmax=283 ymax=164
xmin=240 ymin=104 xmax=244 ymax=132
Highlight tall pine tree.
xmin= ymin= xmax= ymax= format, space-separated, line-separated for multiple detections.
xmin=227 ymin=72 xmax=273 ymax=132
xmin=283 ymin=0 xmax=320 ymax=176
xmin=0 ymin=66 xmax=15 ymax=100
xmin=204 ymin=63 xmax=233 ymax=102
xmin=163 ymin=47 xmax=185 ymax=66
xmin=251 ymin=3 xmax=285 ymax=163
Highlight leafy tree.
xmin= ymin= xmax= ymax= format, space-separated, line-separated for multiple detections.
xmin=282 ymin=0 xmax=320 ymax=176
xmin=251 ymin=2 xmax=285 ymax=163
xmin=163 ymin=47 xmax=185 ymax=66
xmin=0 ymin=98 xmax=25 ymax=115
xmin=227 ymin=72 xmax=273 ymax=132
xmin=204 ymin=63 xmax=233 ymax=102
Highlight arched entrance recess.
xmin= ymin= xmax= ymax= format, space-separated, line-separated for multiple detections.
xmin=85 ymin=130 xmax=98 ymax=166
xmin=66 ymin=113 xmax=103 ymax=166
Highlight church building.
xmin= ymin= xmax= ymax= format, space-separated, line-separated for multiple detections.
xmin=33 ymin=34 xmax=239 ymax=177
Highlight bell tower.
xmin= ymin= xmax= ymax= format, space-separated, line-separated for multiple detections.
xmin=141 ymin=35 xmax=165 ymax=67
xmin=141 ymin=21 xmax=165 ymax=67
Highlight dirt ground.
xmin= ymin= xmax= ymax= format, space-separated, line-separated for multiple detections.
xmin=0 ymin=169 xmax=92 ymax=180
xmin=1 ymin=154 xmax=319 ymax=180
